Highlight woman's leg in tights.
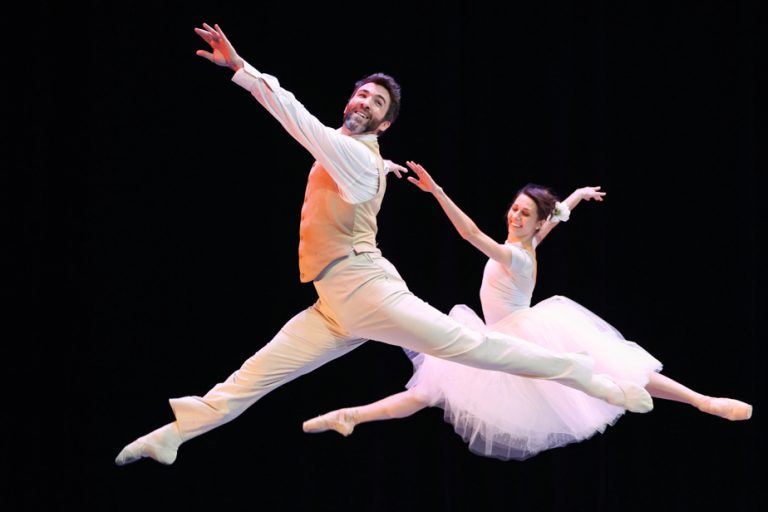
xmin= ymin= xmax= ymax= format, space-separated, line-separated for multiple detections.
xmin=303 ymin=372 xmax=754 ymax=439
xmin=303 ymin=389 xmax=429 ymax=436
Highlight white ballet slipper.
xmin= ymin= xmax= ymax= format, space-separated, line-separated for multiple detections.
xmin=614 ymin=379 xmax=654 ymax=413
xmin=115 ymin=423 xmax=182 ymax=466
xmin=591 ymin=375 xmax=654 ymax=413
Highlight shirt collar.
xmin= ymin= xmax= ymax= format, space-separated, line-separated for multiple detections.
xmin=337 ymin=127 xmax=378 ymax=142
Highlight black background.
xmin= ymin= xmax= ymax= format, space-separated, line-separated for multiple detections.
xmin=8 ymin=1 xmax=763 ymax=510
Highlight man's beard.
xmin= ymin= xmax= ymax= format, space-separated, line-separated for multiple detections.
xmin=343 ymin=111 xmax=384 ymax=135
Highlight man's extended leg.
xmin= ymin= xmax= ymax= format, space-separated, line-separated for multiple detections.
xmin=115 ymin=302 xmax=364 ymax=465
xmin=319 ymin=258 xmax=652 ymax=413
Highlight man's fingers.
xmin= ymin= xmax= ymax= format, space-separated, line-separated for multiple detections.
xmin=194 ymin=27 xmax=220 ymax=47
xmin=214 ymin=23 xmax=228 ymax=40
xmin=195 ymin=49 xmax=214 ymax=61
xmin=194 ymin=27 xmax=211 ymax=40
xmin=201 ymin=23 xmax=221 ymax=42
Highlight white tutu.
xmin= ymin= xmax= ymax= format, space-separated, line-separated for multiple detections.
xmin=405 ymin=295 xmax=663 ymax=461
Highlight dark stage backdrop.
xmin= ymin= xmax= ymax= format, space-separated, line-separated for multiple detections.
xmin=8 ymin=1 xmax=763 ymax=511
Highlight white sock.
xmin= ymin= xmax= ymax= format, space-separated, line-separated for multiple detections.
xmin=115 ymin=422 xmax=183 ymax=466
xmin=592 ymin=375 xmax=654 ymax=413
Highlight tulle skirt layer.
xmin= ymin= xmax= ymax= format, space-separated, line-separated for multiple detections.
xmin=405 ymin=295 xmax=663 ymax=461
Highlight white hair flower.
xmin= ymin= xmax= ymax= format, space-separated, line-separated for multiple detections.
xmin=549 ymin=201 xmax=570 ymax=223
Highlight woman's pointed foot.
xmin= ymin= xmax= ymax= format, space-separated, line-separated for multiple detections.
xmin=697 ymin=397 xmax=753 ymax=421
xmin=302 ymin=409 xmax=357 ymax=437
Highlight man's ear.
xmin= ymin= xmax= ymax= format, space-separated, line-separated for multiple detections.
xmin=376 ymin=120 xmax=392 ymax=134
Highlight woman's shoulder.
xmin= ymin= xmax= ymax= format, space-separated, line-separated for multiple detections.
xmin=502 ymin=241 xmax=535 ymax=272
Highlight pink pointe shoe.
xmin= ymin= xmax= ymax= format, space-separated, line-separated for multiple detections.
xmin=697 ymin=397 xmax=753 ymax=421
xmin=302 ymin=409 xmax=357 ymax=437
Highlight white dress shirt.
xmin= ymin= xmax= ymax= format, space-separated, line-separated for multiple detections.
xmin=233 ymin=62 xmax=386 ymax=204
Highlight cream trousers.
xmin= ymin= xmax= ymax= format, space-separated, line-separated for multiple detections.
xmin=170 ymin=252 xmax=595 ymax=441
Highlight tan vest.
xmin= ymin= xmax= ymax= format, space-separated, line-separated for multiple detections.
xmin=298 ymin=138 xmax=386 ymax=283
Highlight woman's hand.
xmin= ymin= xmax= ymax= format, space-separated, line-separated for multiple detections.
xmin=579 ymin=186 xmax=605 ymax=202
xmin=406 ymin=161 xmax=441 ymax=195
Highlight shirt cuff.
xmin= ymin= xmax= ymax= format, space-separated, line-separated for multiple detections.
xmin=232 ymin=61 xmax=262 ymax=89
xmin=232 ymin=61 xmax=282 ymax=93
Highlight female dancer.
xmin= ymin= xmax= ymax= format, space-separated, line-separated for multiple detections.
xmin=303 ymin=161 xmax=753 ymax=460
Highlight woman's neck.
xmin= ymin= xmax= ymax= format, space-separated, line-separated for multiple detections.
xmin=506 ymin=234 xmax=534 ymax=251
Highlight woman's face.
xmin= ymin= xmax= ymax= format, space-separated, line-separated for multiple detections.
xmin=507 ymin=194 xmax=542 ymax=239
